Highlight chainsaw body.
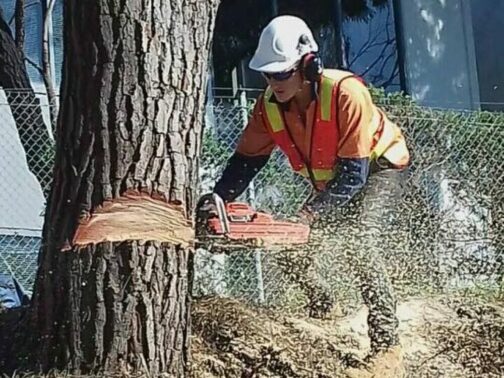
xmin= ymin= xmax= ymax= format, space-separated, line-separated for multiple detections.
xmin=195 ymin=193 xmax=310 ymax=250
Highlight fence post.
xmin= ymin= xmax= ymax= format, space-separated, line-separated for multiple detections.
xmin=240 ymin=89 xmax=265 ymax=305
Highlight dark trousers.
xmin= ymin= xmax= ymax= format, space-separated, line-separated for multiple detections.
xmin=278 ymin=162 xmax=405 ymax=353
xmin=335 ymin=164 xmax=404 ymax=352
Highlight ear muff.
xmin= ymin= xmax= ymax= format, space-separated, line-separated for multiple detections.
xmin=301 ymin=52 xmax=323 ymax=82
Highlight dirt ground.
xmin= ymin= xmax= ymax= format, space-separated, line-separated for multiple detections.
xmin=191 ymin=295 xmax=504 ymax=378
xmin=1 ymin=295 xmax=503 ymax=377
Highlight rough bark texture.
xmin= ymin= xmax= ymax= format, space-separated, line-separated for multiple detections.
xmin=53 ymin=241 xmax=193 ymax=375
xmin=14 ymin=0 xmax=25 ymax=50
xmin=27 ymin=0 xmax=219 ymax=376
xmin=0 ymin=7 xmax=54 ymax=197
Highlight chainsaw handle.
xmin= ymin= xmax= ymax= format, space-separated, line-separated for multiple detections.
xmin=228 ymin=214 xmax=253 ymax=222
xmin=213 ymin=193 xmax=231 ymax=234
xmin=196 ymin=193 xmax=231 ymax=234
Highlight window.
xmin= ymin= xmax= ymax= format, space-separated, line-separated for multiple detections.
xmin=342 ymin=0 xmax=401 ymax=92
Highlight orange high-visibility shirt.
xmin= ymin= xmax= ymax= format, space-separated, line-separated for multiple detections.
xmin=235 ymin=73 xmax=410 ymax=168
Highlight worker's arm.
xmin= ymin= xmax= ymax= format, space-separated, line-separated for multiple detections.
xmin=213 ymin=153 xmax=270 ymax=202
xmin=305 ymin=157 xmax=369 ymax=213
xmin=305 ymin=79 xmax=374 ymax=214
xmin=213 ymin=97 xmax=276 ymax=202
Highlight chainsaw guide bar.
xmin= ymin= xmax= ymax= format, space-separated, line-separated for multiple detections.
xmin=195 ymin=193 xmax=310 ymax=252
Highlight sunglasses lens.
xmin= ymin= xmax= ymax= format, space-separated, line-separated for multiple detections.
xmin=264 ymin=69 xmax=295 ymax=81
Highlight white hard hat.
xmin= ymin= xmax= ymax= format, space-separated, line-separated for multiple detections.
xmin=249 ymin=15 xmax=318 ymax=73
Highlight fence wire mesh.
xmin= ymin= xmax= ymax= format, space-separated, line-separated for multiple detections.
xmin=0 ymin=89 xmax=54 ymax=293
xmin=194 ymin=93 xmax=504 ymax=317
xmin=1 ymin=88 xmax=503 ymax=317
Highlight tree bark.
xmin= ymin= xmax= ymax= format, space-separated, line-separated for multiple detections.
xmin=42 ymin=0 xmax=58 ymax=130
xmin=333 ymin=0 xmax=348 ymax=69
xmin=14 ymin=0 xmax=25 ymax=51
xmin=27 ymin=0 xmax=219 ymax=376
xmin=0 ymin=7 xmax=54 ymax=197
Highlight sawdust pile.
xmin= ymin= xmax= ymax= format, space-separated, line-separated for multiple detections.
xmin=191 ymin=297 xmax=359 ymax=377
xmin=425 ymin=298 xmax=504 ymax=378
xmin=190 ymin=296 xmax=504 ymax=378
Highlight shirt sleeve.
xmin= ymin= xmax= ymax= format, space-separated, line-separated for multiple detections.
xmin=336 ymin=79 xmax=375 ymax=159
xmin=235 ymin=95 xmax=276 ymax=157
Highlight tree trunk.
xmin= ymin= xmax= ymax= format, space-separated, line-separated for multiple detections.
xmin=0 ymin=7 xmax=54 ymax=197
xmin=14 ymin=0 xmax=25 ymax=51
xmin=28 ymin=0 xmax=219 ymax=376
xmin=41 ymin=0 xmax=59 ymax=130
xmin=333 ymin=0 xmax=347 ymax=68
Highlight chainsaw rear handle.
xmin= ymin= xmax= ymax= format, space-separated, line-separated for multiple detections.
xmin=195 ymin=193 xmax=231 ymax=234
xmin=225 ymin=202 xmax=257 ymax=223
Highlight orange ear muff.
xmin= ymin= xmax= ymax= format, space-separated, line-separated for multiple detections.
xmin=301 ymin=53 xmax=316 ymax=69
xmin=301 ymin=53 xmax=323 ymax=82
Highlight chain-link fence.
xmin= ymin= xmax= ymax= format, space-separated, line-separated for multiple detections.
xmin=1 ymin=87 xmax=504 ymax=315
xmin=0 ymin=89 xmax=54 ymax=293
xmin=194 ymin=90 xmax=504 ymax=315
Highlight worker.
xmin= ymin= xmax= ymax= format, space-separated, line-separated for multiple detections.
xmin=209 ymin=15 xmax=410 ymax=361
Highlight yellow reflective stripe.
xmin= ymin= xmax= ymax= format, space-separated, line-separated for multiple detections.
xmin=264 ymin=87 xmax=284 ymax=132
xmin=320 ymin=76 xmax=333 ymax=121
xmin=298 ymin=167 xmax=335 ymax=181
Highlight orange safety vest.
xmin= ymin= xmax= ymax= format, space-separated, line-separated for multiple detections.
xmin=261 ymin=69 xmax=408 ymax=191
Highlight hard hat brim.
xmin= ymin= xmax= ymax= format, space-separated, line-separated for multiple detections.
xmin=248 ymin=57 xmax=298 ymax=73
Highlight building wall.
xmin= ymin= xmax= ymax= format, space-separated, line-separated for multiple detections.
xmin=470 ymin=0 xmax=504 ymax=111
xmin=343 ymin=2 xmax=401 ymax=92
xmin=0 ymin=1 xmax=53 ymax=236
xmin=396 ymin=0 xmax=480 ymax=109
xmin=0 ymin=0 xmax=63 ymax=91
xmin=0 ymin=91 xmax=46 ymax=235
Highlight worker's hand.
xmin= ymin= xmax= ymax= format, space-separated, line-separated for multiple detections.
xmin=197 ymin=199 xmax=218 ymax=218
xmin=298 ymin=204 xmax=318 ymax=225
xmin=303 ymin=192 xmax=329 ymax=215
xmin=195 ymin=194 xmax=220 ymax=228
xmin=298 ymin=210 xmax=314 ymax=225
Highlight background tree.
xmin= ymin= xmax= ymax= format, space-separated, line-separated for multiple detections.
xmin=0 ymin=5 xmax=53 ymax=197
xmin=212 ymin=0 xmax=389 ymax=84
xmin=14 ymin=0 xmax=24 ymax=50
xmin=41 ymin=0 xmax=59 ymax=130
xmin=14 ymin=0 xmax=220 ymax=376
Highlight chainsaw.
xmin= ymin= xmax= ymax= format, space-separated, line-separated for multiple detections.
xmin=195 ymin=193 xmax=310 ymax=252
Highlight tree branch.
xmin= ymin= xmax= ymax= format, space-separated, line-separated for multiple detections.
xmin=25 ymin=56 xmax=44 ymax=75
xmin=14 ymin=0 xmax=25 ymax=51
xmin=42 ymin=0 xmax=58 ymax=130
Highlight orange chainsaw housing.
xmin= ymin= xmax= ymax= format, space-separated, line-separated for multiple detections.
xmin=206 ymin=202 xmax=310 ymax=245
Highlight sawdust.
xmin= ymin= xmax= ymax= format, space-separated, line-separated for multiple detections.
xmin=191 ymin=297 xmax=356 ymax=377
xmin=190 ymin=296 xmax=504 ymax=378
xmin=344 ymin=346 xmax=406 ymax=378
xmin=425 ymin=298 xmax=504 ymax=377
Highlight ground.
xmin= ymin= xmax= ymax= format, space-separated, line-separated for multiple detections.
xmin=1 ymin=295 xmax=503 ymax=377
xmin=191 ymin=295 xmax=504 ymax=378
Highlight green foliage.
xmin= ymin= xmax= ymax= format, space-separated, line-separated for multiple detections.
xmin=200 ymin=129 xmax=231 ymax=172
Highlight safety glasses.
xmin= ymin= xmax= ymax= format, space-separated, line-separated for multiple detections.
xmin=262 ymin=68 xmax=297 ymax=82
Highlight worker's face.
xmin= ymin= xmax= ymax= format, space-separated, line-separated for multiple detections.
xmin=263 ymin=69 xmax=304 ymax=103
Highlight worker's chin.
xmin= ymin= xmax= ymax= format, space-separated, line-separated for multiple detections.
xmin=274 ymin=92 xmax=294 ymax=103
